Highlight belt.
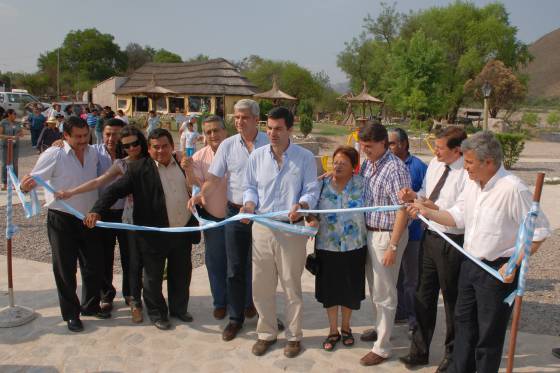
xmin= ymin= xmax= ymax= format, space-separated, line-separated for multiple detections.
xmin=227 ymin=201 xmax=243 ymax=210
xmin=366 ymin=225 xmax=392 ymax=232
xmin=426 ymin=229 xmax=464 ymax=239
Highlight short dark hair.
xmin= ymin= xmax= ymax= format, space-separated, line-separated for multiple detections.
xmin=203 ymin=115 xmax=226 ymax=129
xmin=358 ymin=122 xmax=388 ymax=144
xmin=116 ymin=125 xmax=149 ymax=159
xmin=333 ymin=145 xmax=360 ymax=168
xmin=267 ymin=106 xmax=294 ymax=129
xmin=102 ymin=118 xmax=125 ymax=131
xmin=148 ymin=128 xmax=174 ymax=146
xmin=436 ymin=126 xmax=467 ymax=150
xmin=63 ymin=116 xmax=88 ymax=135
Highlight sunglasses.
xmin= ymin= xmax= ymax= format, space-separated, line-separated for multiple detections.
xmin=122 ymin=140 xmax=140 ymax=149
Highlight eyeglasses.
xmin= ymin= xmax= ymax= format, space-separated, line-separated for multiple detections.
xmin=122 ymin=140 xmax=140 ymax=149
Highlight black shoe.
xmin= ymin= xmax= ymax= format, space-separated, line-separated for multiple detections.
xmin=67 ymin=319 xmax=84 ymax=332
xmin=399 ymin=353 xmax=429 ymax=367
xmin=81 ymin=310 xmax=111 ymax=319
xmin=360 ymin=328 xmax=378 ymax=342
xmin=552 ymin=348 xmax=560 ymax=359
xmin=436 ymin=355 xmax=452 ymax=372
xmin=277 ymin=318 xmax=285 ymax=331
xmin=153 ymin=318 xmax=171 ymax=330
xmin=171 ymin=311 xmax=193 ymax=322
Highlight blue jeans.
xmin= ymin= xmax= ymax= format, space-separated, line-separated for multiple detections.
xmin=224 ymin=203 xmax=253 ymax=324
xmin=199 ymin=208 xmax=227 ymax=309
xmin=396 ymin=240 xmax=420 ymax=329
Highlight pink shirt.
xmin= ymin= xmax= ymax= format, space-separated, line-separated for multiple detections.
xmin=192 ymin=145 xmax=227 ymax=219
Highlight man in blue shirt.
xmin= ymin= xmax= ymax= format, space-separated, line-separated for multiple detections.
xmin=388 ymin=128 xmax=427 ymax=335
xmin=27 ymin=106 xmax=47 ymax=147
xmin=242 ymin=107 xmax=319 ymax=358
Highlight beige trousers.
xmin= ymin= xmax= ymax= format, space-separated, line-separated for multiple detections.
xmin=252 ymin=223 xmax=308 ymax=341
xmin=365 ymin=230 xmax=409 ymax=358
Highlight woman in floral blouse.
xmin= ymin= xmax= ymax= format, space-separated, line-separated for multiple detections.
xmin=307 ymin=146 xmax=367 ymax=351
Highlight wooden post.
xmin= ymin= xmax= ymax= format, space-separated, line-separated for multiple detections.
xmin=5 ymin=138 xmax=14 ymax=307
xmin=506 ymin=172 xmax=545 ymax=373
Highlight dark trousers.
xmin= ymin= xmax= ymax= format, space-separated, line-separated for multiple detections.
xmin=139 ymin=232 xmax=192 ymax=322
xmin=396 ymin=240 xmax=420 ymax=329
xmin=449 ymin=258 xmax=517 ymax=373
xmin=127 ymin=231 xmax=143 ymax=308
xmin=225 ymin=203 xmax=253 ymax=324
xmin=99 ymin=209 xmax=130 ymax=302
xmin=411 ymin=230 xmax=464 ymax=358
xmin=31 ymin=128 xmax=42 ymax=147
xmin=200 ymin=208 xmax=227 ymax=309
xmin=46 ymin=209 xmax=103 ymax=320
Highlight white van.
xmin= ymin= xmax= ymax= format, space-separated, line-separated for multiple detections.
xmin=0 ymin=91 xmax=51 ymax=117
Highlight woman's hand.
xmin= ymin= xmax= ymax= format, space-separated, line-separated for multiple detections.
xmin=55 ymin=190 xmax=73 ymax=200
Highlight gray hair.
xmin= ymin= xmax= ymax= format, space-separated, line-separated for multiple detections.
xmin=461 ymin=131 xmax=503 ymax=166
xmin=203 ymin=115 xmax=226 ymax=129
xmin=234 ymin=99 xmax=260 ymax=117
xmin=388 ymin=127 xmax=409 ymax=149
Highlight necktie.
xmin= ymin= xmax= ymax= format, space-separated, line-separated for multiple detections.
xmin=428 ymin=165 xmax=450 ymax=202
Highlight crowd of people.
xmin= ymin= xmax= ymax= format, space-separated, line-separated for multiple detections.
xmin=10 ymin=98 xmax=552 ymax=371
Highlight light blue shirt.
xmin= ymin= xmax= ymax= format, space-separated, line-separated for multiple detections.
xmin=243 ymin=142 xmax=319 ymax=215
xmin=147 ymin=116 xmax=160 ymax=135
xmin=208 ymin=131 xmax=269 ymax=205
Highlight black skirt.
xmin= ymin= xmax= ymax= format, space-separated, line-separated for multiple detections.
xmin=315 ymin=246 xmax=367 ymax=310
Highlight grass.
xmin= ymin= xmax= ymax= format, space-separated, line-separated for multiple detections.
xmin=296 ymin=122 xmax=353 ymax=137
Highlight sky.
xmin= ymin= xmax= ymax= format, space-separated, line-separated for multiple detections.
xmin=0 ymin=0 xmax=558 ymax=85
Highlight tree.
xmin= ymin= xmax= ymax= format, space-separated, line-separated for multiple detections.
xmin=464 ymin=60 xmax=526 ymax=118
xmin=125 ymin=43 xmax=155 ymax=72
xmin=152 ymin=49 xmax=182 ymax=63
xmin=185 ymin=54 xmax=210 ymax=63
xmin=362 ymin=1 xmax=402 ymax=45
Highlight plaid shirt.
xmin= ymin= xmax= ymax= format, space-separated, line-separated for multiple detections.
xmin=360 ymin=150 xmax=411 ymax=230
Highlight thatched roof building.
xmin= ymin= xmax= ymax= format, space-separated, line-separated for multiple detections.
xmin=113 ymin=58 xmax=257 ymax=117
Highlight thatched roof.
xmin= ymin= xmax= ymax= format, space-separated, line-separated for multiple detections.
xmin=346 ymin=82 xmax=383 ymax=104
xmin=254 ymin=76 xmax=297 ymax=101
xmin=127 ymin=74 xmax=177 ymax=95
xmin=115 ymin=58 xmax=257 ymax=96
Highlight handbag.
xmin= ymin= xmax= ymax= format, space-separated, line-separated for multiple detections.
xmin=305 ymin=179 xmax=326 ymax=276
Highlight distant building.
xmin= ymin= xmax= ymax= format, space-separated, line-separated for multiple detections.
xmin=91 ymin=76 xmax=128 ymax=109
xmin=114 ymin=58 xmax=257 ymax=117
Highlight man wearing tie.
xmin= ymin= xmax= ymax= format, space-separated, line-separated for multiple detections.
xmin=398 ymin=127 xmax=468 ymax=372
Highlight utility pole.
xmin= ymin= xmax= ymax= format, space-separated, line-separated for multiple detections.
xmin=57 ymin=48 xmax=60 ymax=100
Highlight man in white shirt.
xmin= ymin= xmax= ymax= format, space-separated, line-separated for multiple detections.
xmin=408 ymin=131 xmax=550 ymax=373
xmin=20 ymin=116 xmax=109 ymax=332
xmin=398 ymin=127 xmax=468 ymax=372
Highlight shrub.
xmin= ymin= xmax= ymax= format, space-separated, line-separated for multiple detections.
xmin=521 ymin=112 xmax=539 ymax=128
xmin=299 ymin=115 xmax=313 ymax=138
xmin=298 ymin=99 xmax=314 ymax=118
xmin=409 ymin=119 xmax=432 ymax=133
xmin=495 ymin=132 xmax=525 ymax=169
xmin=546 ymin=111 xmax=560 ymax=127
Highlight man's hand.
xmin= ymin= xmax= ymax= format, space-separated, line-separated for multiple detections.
xmin=20 ymin=175 xmax=37 ymax=193
xmin=51 ymin=139 xmax=64 ymax=148
xmin=180 ymin=155 xmax=193 ymax=171
xmin=381 ymin=249 xmax=397 ymax=267
xmin=187 ymin=194 xmax=202 ymax=212
xmin=499 ymin=263 xmax=517 ymax=283
xmin=317 ymin=171 xmax=333 ymax=181
xmin=288 ymin=203 xmax=302 ymax=223
xmin=83 ymin=213 xmax=101 ymax=229
xmin=55 ymin=190 xmax=74 ymax=200
xmin=239 ymin=202 xmax=256 ymax=224
xmin=398 ymin=187 xmax=417 ymax=202
xmin=406 ymin=199 xmax=432 ymax=219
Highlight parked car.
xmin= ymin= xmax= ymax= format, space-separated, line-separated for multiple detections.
xmin=0 ymin=91 xmax=51 ymax=118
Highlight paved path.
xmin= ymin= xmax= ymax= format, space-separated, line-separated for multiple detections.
xmin=1 ymin=255 xmax=559 ymax=372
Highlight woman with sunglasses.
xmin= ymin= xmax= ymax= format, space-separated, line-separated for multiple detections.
xmin=56 ymin=125 xmax=148 ymax=323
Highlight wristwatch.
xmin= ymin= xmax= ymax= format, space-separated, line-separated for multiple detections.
xmin=388 ymin=243 xmax=398 ymax=252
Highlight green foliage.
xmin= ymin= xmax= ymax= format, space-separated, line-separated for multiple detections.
xmin=185 ymin=54 xmax=210 ymax=63
xmin=258 ymin=100 xmax=274 ymax=121
xmin=495 ymin=133 xmax=525 ymax=169
xmin=152 ymin=49 xmax=182 ymax=63
xmin=546 ymin=111 xmax=560 ymax=127
xmin=125 ymin=43 xmax=155 ymax=72
xmin=298 ymin=99 xmax=314 ymax=118
xmin=299 ymin=115 xmax=313 ymax=138
xmin=409 ymin=119 xmax=432 ymax=133
xmin=521 ymin=112 xmax=539 ymax=127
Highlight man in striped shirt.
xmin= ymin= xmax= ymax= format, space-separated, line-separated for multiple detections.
xmin=358 ymin=122 xmax=411 ymax=366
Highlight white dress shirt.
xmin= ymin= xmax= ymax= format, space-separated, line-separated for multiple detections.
xmin=418 ymin=156 xmax=468 ymax=235
xmin=30 ymin=142 xmax=99 ymax=216
xmin=447 ymin=166 xmax=551 ymax=261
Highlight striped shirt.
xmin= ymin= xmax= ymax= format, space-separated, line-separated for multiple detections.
xmin=360 ymin=150 xmax=411 ymax=229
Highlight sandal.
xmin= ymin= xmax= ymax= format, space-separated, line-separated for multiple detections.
xmin=322 ymin=333 xmax=341 ymax=351
xmin=341 ymin=329 xmax=354 ymax=347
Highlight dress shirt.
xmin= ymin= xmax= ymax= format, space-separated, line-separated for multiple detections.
xmin=418 ymin=156 xmax=467 ymax=235
xmin=192 ymin=145 xmax=227 ymax=219
xmin=30 ymin=142 xmax=98 ymax=216
xmin=361 ymin=150 xmax=411 ymax=230
xmin=92 ymin=144 xmax=125 ymax=210
xmin=155 ymin=158 xmax=191 ymax=227
xmin=208 ymin=131 xmax=269 ymax=205
xmin=404 ymin=154 xmax=428 ymax=241
xmin=447 ymin=166 xmax=551 ymax=261
xmin=243 ymin=142 xmax=319 ymax=215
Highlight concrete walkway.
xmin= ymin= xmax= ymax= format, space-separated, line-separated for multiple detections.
xmin=0 ymin=254 xmax=559 ymax=372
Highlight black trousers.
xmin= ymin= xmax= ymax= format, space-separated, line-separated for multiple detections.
xmin=46 ymin=209 xmax=103 ymax=320
xmin=127 ymin=231 xmax=143 ymax=308
xmin=411 ymin=230 xmax=464 ymax=358
xmin=99 ymin=209 xmax=130 ymax=302
xmin=449 ymin=258 xmax=517 ymax=373
xmin=138 ymin=232 xmax=192 ymax=322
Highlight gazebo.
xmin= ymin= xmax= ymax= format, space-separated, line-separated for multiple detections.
xmin=346 ymin=81 xmax=383 ymax=125
xmin=127 ymin=74 xmax=177 ymax=112
xmin=253 ymin=76 xmax=297 ymax=105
